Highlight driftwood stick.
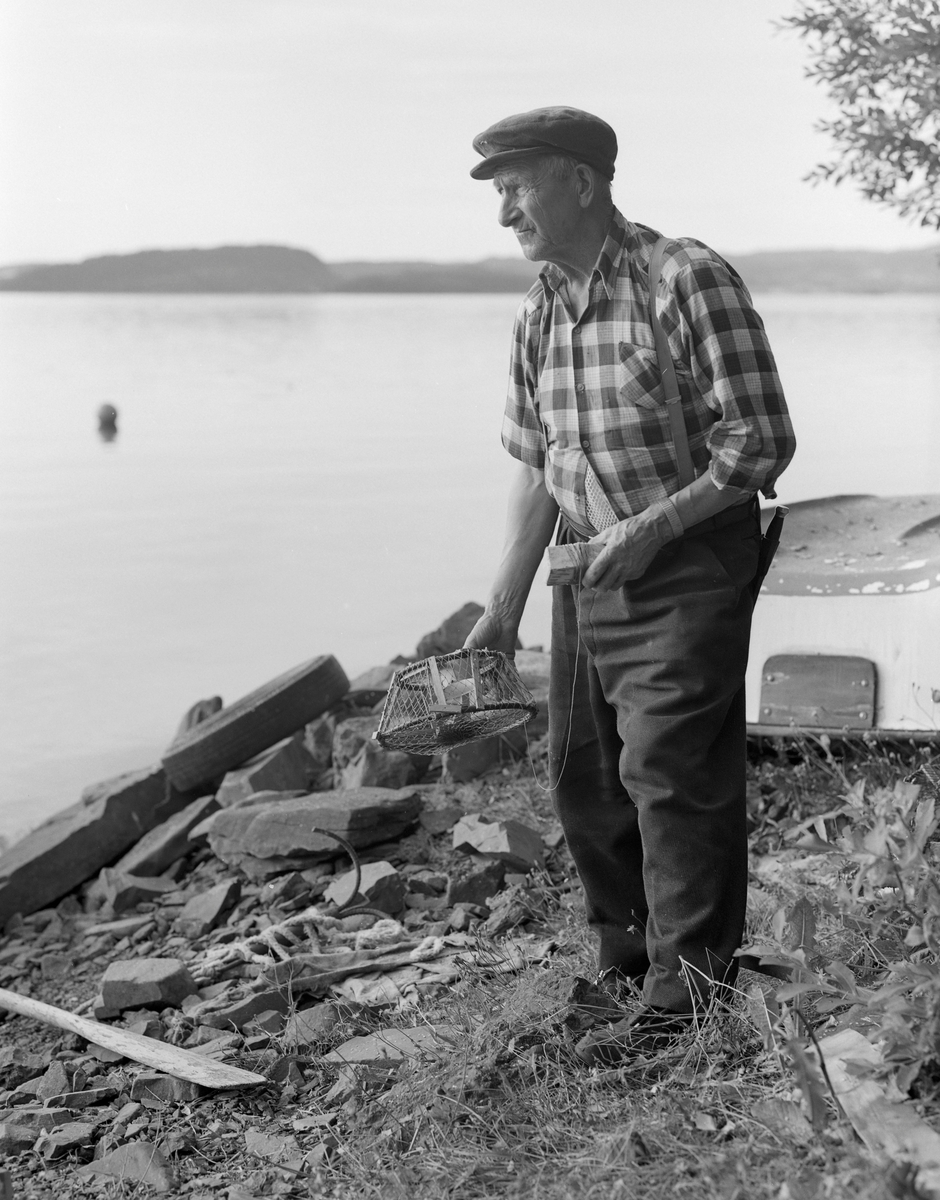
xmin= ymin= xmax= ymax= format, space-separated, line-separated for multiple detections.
xmin=0 ymin=986 xmax=266 ymax=1090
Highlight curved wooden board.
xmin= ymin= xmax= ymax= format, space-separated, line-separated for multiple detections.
xmin=0 ymin=986 xmax=266 ymax=1090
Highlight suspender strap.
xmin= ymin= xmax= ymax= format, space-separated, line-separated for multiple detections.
xmin=648 ymin=237 xmax=696 ymax=489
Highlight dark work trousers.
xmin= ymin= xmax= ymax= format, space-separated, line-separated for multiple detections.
xmin=549 ymin=503 xmax=761 ymax=1014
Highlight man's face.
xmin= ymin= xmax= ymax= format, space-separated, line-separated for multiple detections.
xmin=492 ymin=163 xmax=582 ymax=265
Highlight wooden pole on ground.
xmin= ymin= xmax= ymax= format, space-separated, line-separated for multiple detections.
xmin=0 ymin=986 xmax=266 ymax=1090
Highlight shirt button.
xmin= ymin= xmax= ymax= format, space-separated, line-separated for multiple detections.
xmin=581 ymin=438 xmax=591 ymax=449
xmin=575 ymin=384 xmax=586 ymax=393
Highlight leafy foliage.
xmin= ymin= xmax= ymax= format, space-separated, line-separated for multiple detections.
xmin=746 ymin=772 xmax=940 ymax=1098
xmin=782 ymin=0 xmax=940 ymax=228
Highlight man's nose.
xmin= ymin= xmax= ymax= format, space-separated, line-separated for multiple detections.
xmin=497 ymin=192 xmax=517 ymax=227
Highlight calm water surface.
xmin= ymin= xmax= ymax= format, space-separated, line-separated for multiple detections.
xmin=1 ymin=292 xmax=939 ymax=842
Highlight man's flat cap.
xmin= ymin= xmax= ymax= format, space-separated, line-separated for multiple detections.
xmin=470 ymin=106 xmax=617 ymax=181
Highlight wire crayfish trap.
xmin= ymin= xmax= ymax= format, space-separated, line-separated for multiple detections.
xmin=374 ymin=649 xmax=537 ymax=755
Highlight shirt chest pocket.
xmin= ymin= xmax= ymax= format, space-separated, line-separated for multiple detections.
xmin=618 ymin=341 xmax=693 ymax=411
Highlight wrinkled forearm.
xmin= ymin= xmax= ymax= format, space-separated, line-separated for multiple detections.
xmin=663 ymin=472 xmax=752 ymax=538
xmin=485 ymin=463 xmax=559 ymax=628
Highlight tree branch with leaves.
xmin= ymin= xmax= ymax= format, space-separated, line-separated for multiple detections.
xmin=782 ymin=0 xmax=940 ymax=229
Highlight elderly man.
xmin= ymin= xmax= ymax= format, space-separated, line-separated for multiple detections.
xmin=464 ymin=107 xmax=796 ymax=1064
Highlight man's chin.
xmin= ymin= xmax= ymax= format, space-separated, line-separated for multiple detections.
xmin=517 ymin=239 xmax=546 ymax=262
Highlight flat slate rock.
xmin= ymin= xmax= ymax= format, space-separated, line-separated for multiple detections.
xmin=78 ymin=1141 xmax=177 ymax=1192
xmin=324 ymin=1025 xmax=455 ymax=1065
xmin=162 ymin=654 xmax=349 ymax=790
xmin=332 ymin=716 xmax=382 ymax=770
xmin=452 ymin=813 xmax=544 ymax=871
xmin=0 ymin=764 xmax=189 ymax=924
xmin=216 ymin=736 xmax=319 ymax=807
xmin=340 ymin=741 xmax=416 ymax=790
xmin=176 ymin=878 xmax=241 ymax=939
xmin=99 ymin=957 xmax=198 ymax=1012
xmin=415 ymin=602 xmax=484 ymax=659
xmin=112 ymin=793 xmax=220 ymax=877
xmin=324 ymin=861 xmax=404 ymax=914
xmin=130 ymin=1072 xmax=203 ymax=1105
xmin=283 ymin=1002 xmax=342 ymax=1048
xmin=205 ymin=787 xmax=423 ymax=868
xmin=98 ymin=868 xmax=179 ymax=913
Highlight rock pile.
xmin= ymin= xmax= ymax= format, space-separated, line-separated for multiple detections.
xmin=0 ymin=608 xmax=561 ymax=1188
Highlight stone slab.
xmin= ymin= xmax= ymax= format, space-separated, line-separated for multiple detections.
xmin=324 ymin=1025 xmax=455 ymax=1066
xmin=347 ymin=663 xmax=398 ymax=693
xmin=0 ymin=765 xmax=191 ymax=924
xmin=129 ymin=1072 xmax=203 ymax=1105
xmin=98 ymin=869 xmax=178 ymax=914
xmin=442 ymin=738 xmax=500 ymax=783
xmin=176 ymin=878 xmax=241 ymax=939
xmin=112 ymin=794 xmax=220 ymax=877
xmin=205 ymin=788 xmax=423 ymax=870
xmin=42 ymin=1087 xmax=118 ymax=1110
xmin=0 ymin=1122 xmax=37 ymax=1155
xmin=332 ymin=717 xmax=381 ymax=771
xmin=35 ymin=1120 xmax=97 ymax=1160
xmin=78 ymin=1140 xmax=177 ymax=1192
xmin=216 ymin=736 xmax=319 ymax=807
xmin=446 ymin=859 xmax=506 ymax=907
xmin=415 ymin=603 xmax=484 ymax=659
xmin=99 ymin=957 xmax=198 ymax=1012
xmin=33 ymin=1061 xmax=69 ymax=1102
xmin=302 ymin=713 xmax=337 ymax=768
xmin=201 ymin=989 xmax=291 ymax=1032
xmin=324 ymin=861 xmax=404 ymax=914
xmin=452 ymin=813 xmax=544 ymax=872
xmin=340 ymin=740 xmax=416 ymax=790
xmin=283 ymin=1003 xmax=341 ymax=1048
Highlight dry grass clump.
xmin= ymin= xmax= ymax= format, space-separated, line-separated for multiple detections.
xmin=7 ymin=738 xmax=940 ymax=1200
xmin=305 ymin=956 xmax=877 ymax=1200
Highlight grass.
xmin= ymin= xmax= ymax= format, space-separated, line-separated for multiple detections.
xmin=5 ymin=734 xmax=940 ymax=1199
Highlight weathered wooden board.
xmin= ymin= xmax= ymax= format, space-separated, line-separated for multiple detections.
xmin=0 ymin=986 xmax=266 ymax=1090
xmin=818 ymin=1027 xmax=940 ymax=1197
xmin=758 ymin=654 xmax=876 ymax=729
xmin=547 ymin=542 xmax=602 ymax=586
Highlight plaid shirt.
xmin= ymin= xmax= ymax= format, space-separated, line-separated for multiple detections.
xmin=502 ymin=209 xmax=796 ymax=533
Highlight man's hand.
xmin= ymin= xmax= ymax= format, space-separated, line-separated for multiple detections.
xmin=463 ymin=609 xmax=518 ymax=656
xmin=583 ymin=508 xmax=671 ymax=591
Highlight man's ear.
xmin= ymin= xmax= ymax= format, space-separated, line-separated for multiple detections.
xmin=574 ymin=163 xmax=596 ymax=209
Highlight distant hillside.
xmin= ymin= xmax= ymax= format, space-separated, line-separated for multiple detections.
xmin=0 ymin=243 xmax=937 ymax=293
xmin=329 ymin=258 xmax=539 ymax=292
xmin=727 ymin=247 xmax=940 ymax=293
xmin=0 ymin=246 xmax=335 ymax=293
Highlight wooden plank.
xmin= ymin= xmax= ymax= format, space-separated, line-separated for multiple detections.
xmin=758 ymin=655 xmax=876 ymax=729
xmin=546 ymin=543 xmax=601 ymax=586
xmin=0 ymin=986 xmax=266 ymax=1090
xmin=426 ymin=656 xmax=447 ymax=707
xmin=470 ymin=651 xmax=485 ymax=711
xmin=818 ymin=1028 xmax=940 ymax=1196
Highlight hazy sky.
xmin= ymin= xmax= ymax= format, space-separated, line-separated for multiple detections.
xmin=2 ymin=0 xmax=938 ymax=265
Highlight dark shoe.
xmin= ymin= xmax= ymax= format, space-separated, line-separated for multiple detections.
xmin=575 ymin=1005 xmax=695 ymax=1066
xmin=564 ymin=971 xmax=644 ymax=1032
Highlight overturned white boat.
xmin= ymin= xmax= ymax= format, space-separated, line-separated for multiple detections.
xmin=747 ymin=494 xmax=940 ymax=740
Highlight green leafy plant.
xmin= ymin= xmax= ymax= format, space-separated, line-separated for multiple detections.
xmin=782 ymin=0 xmax=940 ymax=229
xmin=745 ymin=774 xmax=940 ymax=1098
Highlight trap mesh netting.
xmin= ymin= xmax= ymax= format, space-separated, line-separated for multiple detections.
xmin=375 ymin=649 xmax=537 ymax=755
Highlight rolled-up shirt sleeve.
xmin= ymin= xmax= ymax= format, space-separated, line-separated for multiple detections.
xmin=665 ymin=248 xmax=796 ymax=496
xmin=501 ymin=291 xmax=547 ymax=469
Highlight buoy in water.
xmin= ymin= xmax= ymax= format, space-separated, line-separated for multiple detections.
xmin=97 ymin=404 xmax=118 ymax=442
